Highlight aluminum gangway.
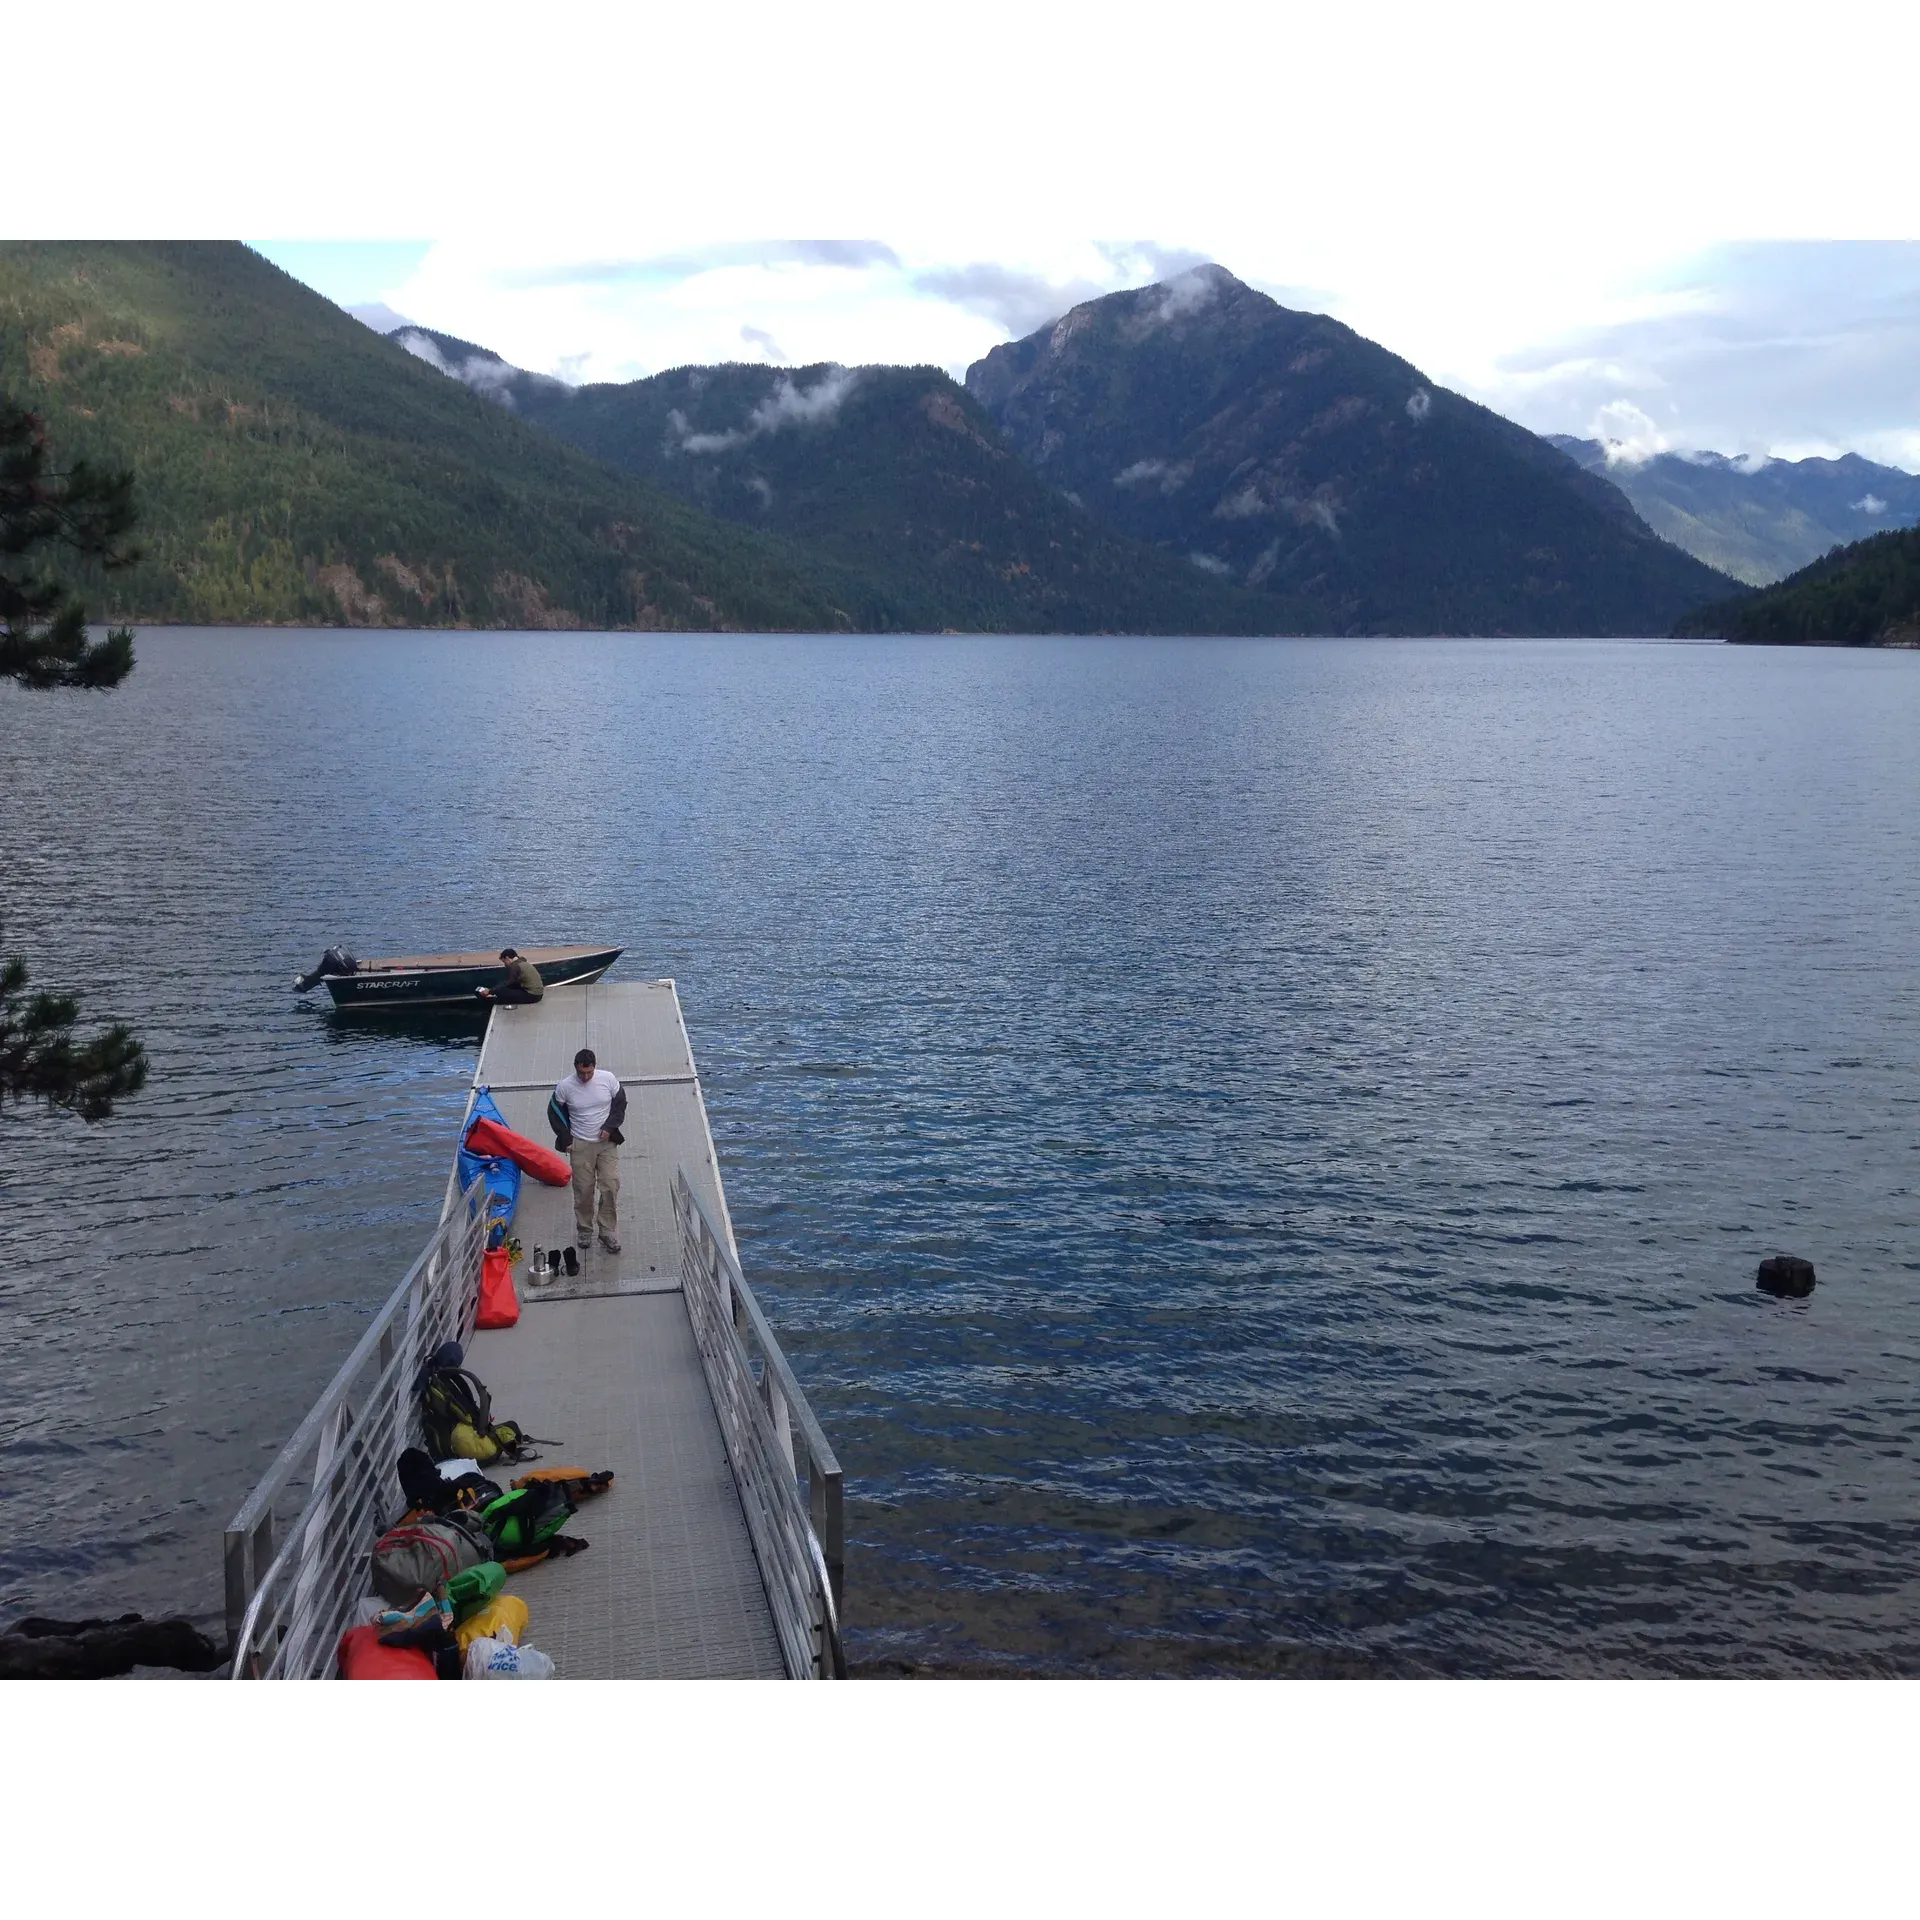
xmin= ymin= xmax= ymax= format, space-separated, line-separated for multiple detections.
xmin=224 ymin=980 xmax=843 ymax=1679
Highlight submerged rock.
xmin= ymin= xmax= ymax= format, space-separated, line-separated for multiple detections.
xmin=1756 ymin=1255 xmax=1817 ymax=1299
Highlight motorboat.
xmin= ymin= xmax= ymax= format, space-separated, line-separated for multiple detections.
xmin=293 ymin=943 xmax=623 ymax=1009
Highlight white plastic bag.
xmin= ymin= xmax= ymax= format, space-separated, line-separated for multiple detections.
xmin=463 ymin=1635 xmax=555 ymax=1679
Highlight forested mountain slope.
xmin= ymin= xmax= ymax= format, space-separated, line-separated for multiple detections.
xmin=0 ymin=243 xmax=881 ymax=630
xmin=1673 ymin=527 xmax=1920 ymax=645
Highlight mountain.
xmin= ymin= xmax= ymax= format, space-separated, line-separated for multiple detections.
xmin=1548 ymin=438 xmax=1920 ymax=587
xmin=963 ymin=266 xmax=1737 ymax=636
xmin=1672 ymin=527 xmax=1920 ymax=645
xmin=393 ymin=331 xmax=1314 ymax=634
xmin=0 ymin=242 xmax=883 ymax=630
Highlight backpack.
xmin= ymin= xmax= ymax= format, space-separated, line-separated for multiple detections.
xmin=479 ymin=1482 xmax=577 ymax=1558
xmin=369 ymin=1511 xmax=497 ymax=1606
xmin=419 ymin=1360 xmax=533 ymax=1465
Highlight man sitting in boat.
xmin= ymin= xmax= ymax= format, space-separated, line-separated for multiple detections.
xmin=476 ymin=948 xmax=545 ymax=1005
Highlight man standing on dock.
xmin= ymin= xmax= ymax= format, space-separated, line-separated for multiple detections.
xmin=549 ymin=1048 xmax=625 ymax=1253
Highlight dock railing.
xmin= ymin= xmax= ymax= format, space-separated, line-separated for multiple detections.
xmin=224 ymin=1177 xmax=489 ymax=1678
xmin=675 ymin=1171 xmax=846 ymax=1679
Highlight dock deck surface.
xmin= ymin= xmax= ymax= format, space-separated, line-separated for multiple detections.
xmin=466 ymin=982 xmax=783 ymax=1679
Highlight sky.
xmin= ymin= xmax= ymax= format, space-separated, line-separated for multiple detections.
xmin=20 ymin=2 xmax=1920 ymax=471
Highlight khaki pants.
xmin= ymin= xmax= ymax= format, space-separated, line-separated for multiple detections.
xmin=569 ymin=1139 xmax=620 ymax=1242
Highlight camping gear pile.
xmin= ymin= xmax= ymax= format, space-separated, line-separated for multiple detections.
xmin=336 ymin=1341 xmax=614 ymax=1680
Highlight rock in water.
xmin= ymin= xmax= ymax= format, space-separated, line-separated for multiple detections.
xmin=1756 ymin=1255 xmax=1817 ymax=1299
xmin=0 ymin=1614 xmax=224 ymax=1680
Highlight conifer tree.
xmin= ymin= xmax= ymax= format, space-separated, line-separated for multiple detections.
xmin=1 ymin=394 xmax=138 ymax=687
xmin=1 ymin=391 xmax=147 ymax=1118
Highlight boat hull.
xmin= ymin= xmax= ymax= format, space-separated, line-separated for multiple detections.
xmin=321 ymin=946 xmax=622 ymax=1009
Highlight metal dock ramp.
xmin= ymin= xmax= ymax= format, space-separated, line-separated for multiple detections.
xmin=224 ymin=981 xmax=843 ymax=1679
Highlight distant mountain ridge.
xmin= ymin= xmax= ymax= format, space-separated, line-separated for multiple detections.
xmin=1548 ymin=437 xmax=1920 ymax=586
xmin=962 ymin=267 xmax=1735 ymax=636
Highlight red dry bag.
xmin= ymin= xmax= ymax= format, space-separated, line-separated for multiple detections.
xmin=464 ymin=1115 xmax=572 ymax=1188
xmin=476 ymin=1246 xmax=520 ymax=1330
xmin=337 ymin=1624 xmax=437 ymax=1680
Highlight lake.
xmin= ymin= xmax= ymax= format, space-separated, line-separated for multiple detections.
xmin=3 ymin=629 xmax=1917 ymax=1675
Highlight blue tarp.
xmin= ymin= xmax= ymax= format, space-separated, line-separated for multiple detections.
xmin=458 ymin=1086 xmax=521 ymax=1245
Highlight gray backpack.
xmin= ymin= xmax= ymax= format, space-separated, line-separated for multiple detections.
xmin=369 ymin=1511 xmax=496 ymax=1605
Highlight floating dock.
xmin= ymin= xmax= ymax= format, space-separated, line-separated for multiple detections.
xmin=224 ymin=980 xmax=843 ymax=1679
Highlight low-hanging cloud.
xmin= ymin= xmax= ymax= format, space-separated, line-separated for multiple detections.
xmin=395 ymin=328 xmax=522 ymax=404
xmin=1589 ymin=399 xmax=1670 ymax=466
xmin=1114 ymin=457 xmax=1193 ymax=494
xmin=1150 ymin=263 xmax=1231 ymax=325
xmin=739 ymin=324 xmax=787 ymax=362
xmin=676 ymin=366 xmax=862 ymax=455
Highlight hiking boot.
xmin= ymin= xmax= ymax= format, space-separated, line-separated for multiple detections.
xmin=599 ymin=1235 xmax=622 ymax=1254
xmin=562 ymin=1245 xmax=580 ymax=1278
xmin=574 ymin=1233 xmax=592 ymax=1249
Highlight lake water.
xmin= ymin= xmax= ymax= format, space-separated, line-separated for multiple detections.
xmin=3 ymin=629 xmax=1917 ymax=1675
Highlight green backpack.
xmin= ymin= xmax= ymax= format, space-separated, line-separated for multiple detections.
xmin=480 ymin=1482 xmax=577 ymax=1559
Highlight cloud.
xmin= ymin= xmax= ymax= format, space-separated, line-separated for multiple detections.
xmin=1855 ymin=493 xmax=1888 ymax=514
xmin=913 ymin=243 xmax=1224 ymax=339
xmin=1406 ymin=387 xmax=1431 ymax=421
xmin=1149 ymin=263 xmax=1230 ymax=324
xmin=499 ymin=240 xmax=902 ymax=291
xmin=739 ymin=324 xmax=787 ymax=362
xmin=1096 ymin=241 xmax=1213 ymax=284
xmin=1114 ymin=457 xmax=1192 ymax=494
xmin=1483 ymin=242 xmax=1920 ymax=470
xmin=393 ymin=327 xmax=559 ymax=407
xmin=1214 ymin=484 xmax=1267 ymax=519
xmin=911 ymin=262 xmax=1108 ymax=337
xmin=677 ymin=366 xmax=862 ymax=454
xmin=1189 ymin=552 xmax=1232 ymax=576
xmin=1589 ymin=398 xmax=1669 ymax=466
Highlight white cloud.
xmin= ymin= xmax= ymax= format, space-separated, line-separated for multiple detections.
xmin=1145 ymin=263 xmax=1229 ymax=326
xmin=1113 ymin=458 xmax=1192 ymax=494
xmin=1189 ymin=552 xmax=1232 ymax=576
xmin=1590 ymin=399 xmax=1669 ymax=466
xmin=392 ymin=327 xmax=535 ymax=406
xmin=677 ymin=366 xmax=862 ymax=455
xmin=1855 ymin=493 xmax=1888 ymax=514
xmin=1406 ymin=388 xmax=1431 ymax=421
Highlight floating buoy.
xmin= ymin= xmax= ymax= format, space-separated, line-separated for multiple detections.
xmin=1756 ymin=1255 xmax=1816 ymax=1299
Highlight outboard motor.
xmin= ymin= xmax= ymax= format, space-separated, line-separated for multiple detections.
xmin=294 ymin=946 xmax=359 ymax=993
